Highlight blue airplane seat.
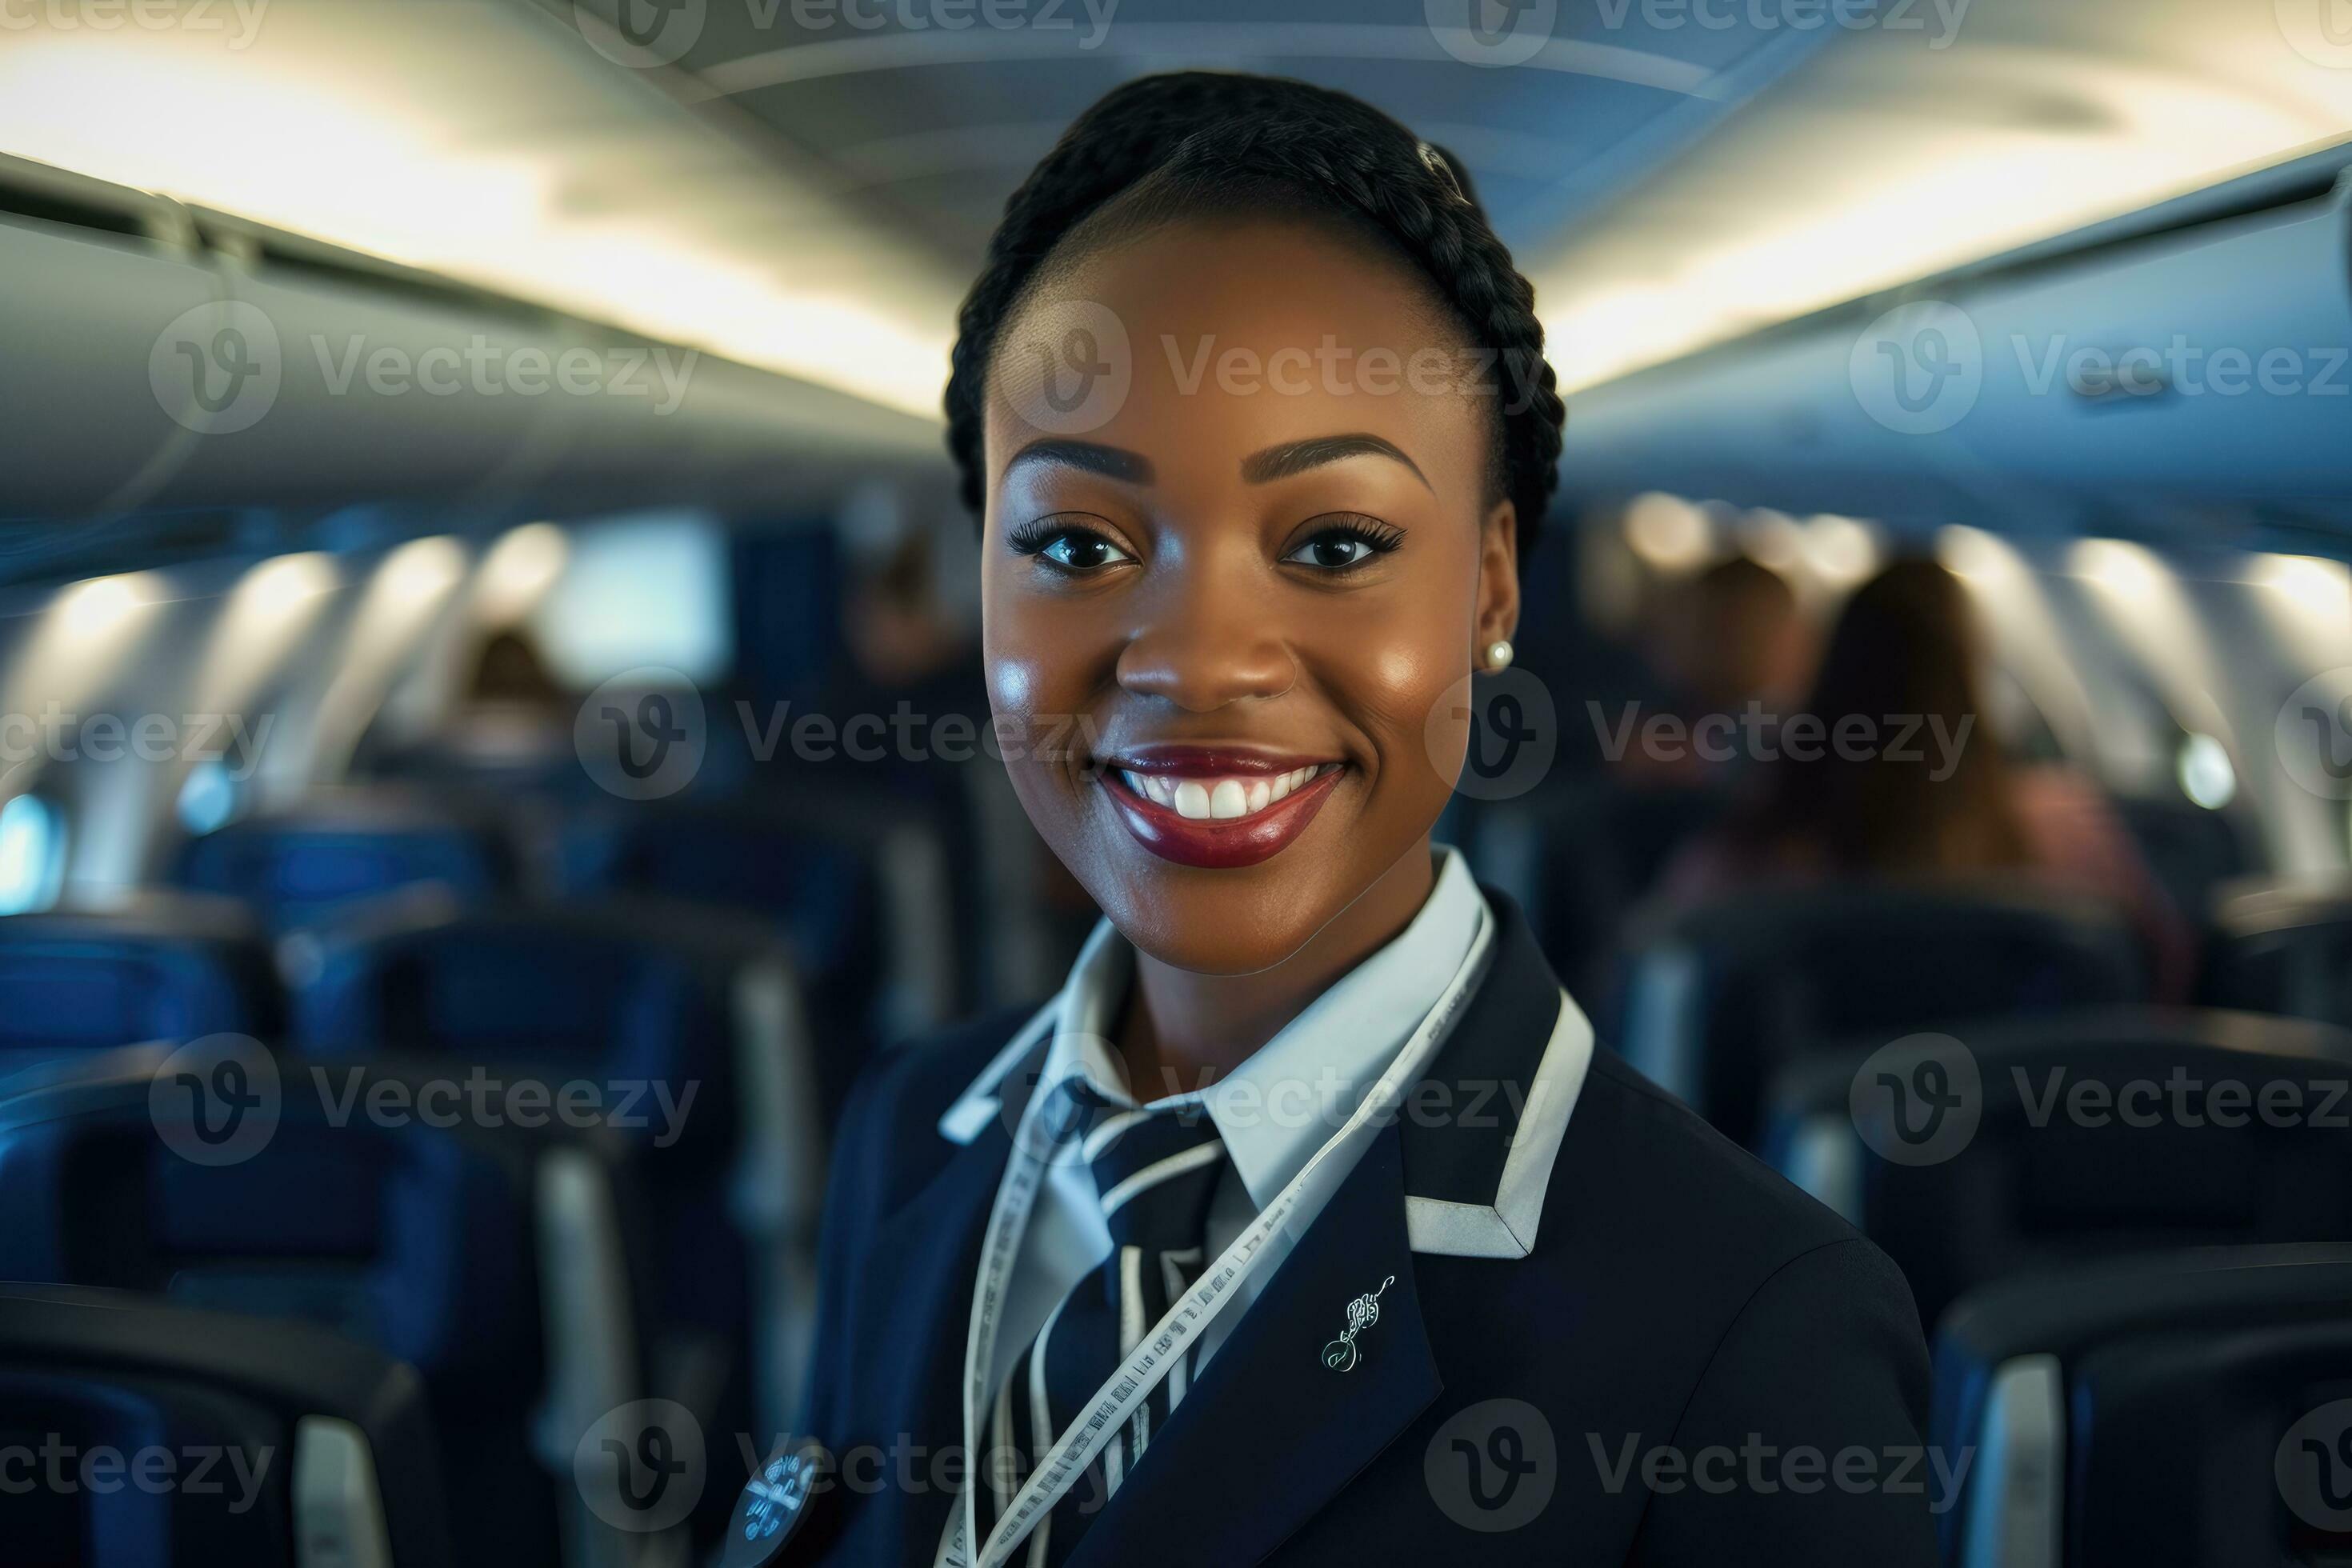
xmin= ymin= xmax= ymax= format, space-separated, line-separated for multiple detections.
xmin=0 ymin=894 xmax=281 ymax=1078
xmin=0 ymin=1043 xmax=652 ymax=1568
xmin=1760 ymin=1008 xmax=2352 ymax=1330
xmin=290 ymin=896 xmax=832 ymax=1535
xmin=554 ymin=796 xmax=901 ymax=1115
xmin=170 ymin=791 xmax=514 ymax=932
xmin=1610 ymin=880 xmax=2146 ymax=1148
xmin=1933 ymin=1246 xmax=2352 ymax=1566
xmin=0 ymin=1282 xmax=452 ymax=1566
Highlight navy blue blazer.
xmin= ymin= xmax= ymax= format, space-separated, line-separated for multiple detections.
xmin=783 ymin=894 xmax=1938 ymax=1565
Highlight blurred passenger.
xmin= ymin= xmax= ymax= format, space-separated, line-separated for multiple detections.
xmin=466 ymin=626 xmax=568 ymax=711
xmin=1654 ymin=558 xmax=2194 ymax=994
xmin=1624 ymin=555 xmax=1814 ymax=782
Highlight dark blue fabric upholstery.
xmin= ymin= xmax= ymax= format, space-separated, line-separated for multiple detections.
xmin=170 ymin=798 xmax=511 ymax=931
xmin=0 ymin=1284 xmax=450 ymax=1568
xmin=0 ymin=1059 xmax=556 ymax=1568
xmin=0 ymin=898 xmax=281 ymax=1078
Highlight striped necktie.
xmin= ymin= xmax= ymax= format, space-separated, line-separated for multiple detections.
xmin=980 ymin=1080 xmax=1230 ymax=1566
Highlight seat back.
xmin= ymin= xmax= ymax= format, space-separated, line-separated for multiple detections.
xmin=172 ymin=794 xmax=513 ymax=931
xmin=2111 ymin=793 xmax=2254 ymax=929
xmin=1614 ymin=881 xmax=2145 ymax=1146
xmin=0 ymin=1282 xmax=451 ymax=1566
xmin=2204 ymin=878 xmax=2352 ymax=1026
xmin=1462 ymin=778 xmax=1726 ymax=994
xmin=555 ymin=794 xmax=922 ymax=1110
xmin=0 ymin=895 xmax=282 ymax=1078
xmin=1763 ymin=1008 xmax=2352 ymax=1328
xmin=291 ymin=897 xmax=828 ymax=1509
xmin=1933 ymin=1246 xmax=2352 ymax=1567
xmin=0 ymin=1043 xmax=647 ymax=1568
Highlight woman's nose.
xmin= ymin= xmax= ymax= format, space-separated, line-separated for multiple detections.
xmin=1114 ymin=575 xmax=1296 ymax=713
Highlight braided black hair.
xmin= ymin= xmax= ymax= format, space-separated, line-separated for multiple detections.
xmin=945 ymin=72 xmax=1565 ymax=557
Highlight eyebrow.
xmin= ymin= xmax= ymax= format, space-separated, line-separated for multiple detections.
xmin=1003 ymin=438 xmax=1154 ymax=486
xmin=1240 ymin=434 xmax=1430 ymax=490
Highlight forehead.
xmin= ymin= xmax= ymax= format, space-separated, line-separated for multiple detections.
xmin=986 ymin=217 xmax=1490 ymax=502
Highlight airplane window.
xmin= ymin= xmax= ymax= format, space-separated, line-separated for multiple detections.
xmin=175 ymin=758 xmax=238 ymax=836
xmin=0 ymin=793 xmax=64 ymax=914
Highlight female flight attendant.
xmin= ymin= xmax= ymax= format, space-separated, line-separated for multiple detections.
xmin=746 ymin=73 xmax=1937 ymax=1567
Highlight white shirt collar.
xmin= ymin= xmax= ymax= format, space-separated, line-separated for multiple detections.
xmin=1035 ymin=846 xmax=1488 ymax=1207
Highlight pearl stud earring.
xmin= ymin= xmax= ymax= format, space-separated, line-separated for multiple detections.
xmin=1484 ymin=639 xmax=1514 ymax=672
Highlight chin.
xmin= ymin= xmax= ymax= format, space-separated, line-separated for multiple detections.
xmin=1096 ymin=870 xmax=1342 ymax=976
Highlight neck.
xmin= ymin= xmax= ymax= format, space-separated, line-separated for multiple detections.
xmin=1117 ymin=837 xmax=1439 ymax=1098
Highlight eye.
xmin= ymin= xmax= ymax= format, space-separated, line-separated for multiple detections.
xmin=1281 ymin=517 xmax=1406 ymax=572
xmin=1006 ymin=519 xmax=1135 ymax=574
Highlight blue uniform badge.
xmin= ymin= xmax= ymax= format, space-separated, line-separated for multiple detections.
xmin=722 ymin=1438 xmax=830 ymax=1567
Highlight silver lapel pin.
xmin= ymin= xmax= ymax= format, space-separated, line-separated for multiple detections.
xmin=1321 ymin=1275 xmax=1396 ymax=1372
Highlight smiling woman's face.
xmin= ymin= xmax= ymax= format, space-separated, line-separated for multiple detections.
xmin=982 ymin=215 xmax=1518 ymax=974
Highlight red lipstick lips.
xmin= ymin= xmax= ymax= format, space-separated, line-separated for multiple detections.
xmin=1095 ymin=746 xmax=1344 ymax=870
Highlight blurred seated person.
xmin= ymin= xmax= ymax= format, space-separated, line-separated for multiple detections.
xmin=1652 ymin=558 xmax=2194 ymax=996
xmin=1623 ymin=555 xmax=1815 ymax=783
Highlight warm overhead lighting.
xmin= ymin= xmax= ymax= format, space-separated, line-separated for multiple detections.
xmin=239 ymin=552 xmax=337 ymax=622
xmin=1622 ymin=493 xmax=1712 ymax=571
xmin=1802 ymin=515 xmax=1878 ymax=586
xmin=377 ymin=537 xmax=465 ymax=607
xmin=56 ymin=574 xmax=148 ymax=641
xmin=1936 ymin=525 xmax=2013 ymax=585
xmin=2255 ymin=554 xmax=2350 ymax=620
xmin=0 ymin=22 xmax=951 ymax=420
xmin=2070 ymin=538 xmax=2165 ymax=598
xmin=1738 ymin=510 xmax=1805 ymax=573
xmin=474 ymin=523 xmax=569 ymax=624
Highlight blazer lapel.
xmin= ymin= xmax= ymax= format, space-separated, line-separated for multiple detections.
xmin=836 ymin=1123 xmax=1011 ymax=1559
xmin=1070 ymin=1120 xmax=1441 ymax=1566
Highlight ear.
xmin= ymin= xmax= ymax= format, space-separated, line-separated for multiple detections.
xmin=1475 ymin=499 xmax=1520 ymax=660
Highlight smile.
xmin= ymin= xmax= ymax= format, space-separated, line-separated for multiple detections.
xmin=1095 ymin=749 xmax=1346 ymax=869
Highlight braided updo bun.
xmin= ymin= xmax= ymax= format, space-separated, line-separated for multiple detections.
xmin=945 ymin=71 xmax=1565 ymax=556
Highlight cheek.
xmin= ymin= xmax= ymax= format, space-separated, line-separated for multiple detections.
xmin=1322 ymin=593 xmax=1473 ymax=794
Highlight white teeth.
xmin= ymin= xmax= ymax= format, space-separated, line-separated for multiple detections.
xmin=1125 ymin=765 xmax=1331 ymax=821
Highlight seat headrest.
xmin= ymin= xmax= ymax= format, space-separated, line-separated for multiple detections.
xmin=0 ymin=898 xmax=282 ymax=1059
xmin=173 ymin=795 xmax=512 ymax=929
